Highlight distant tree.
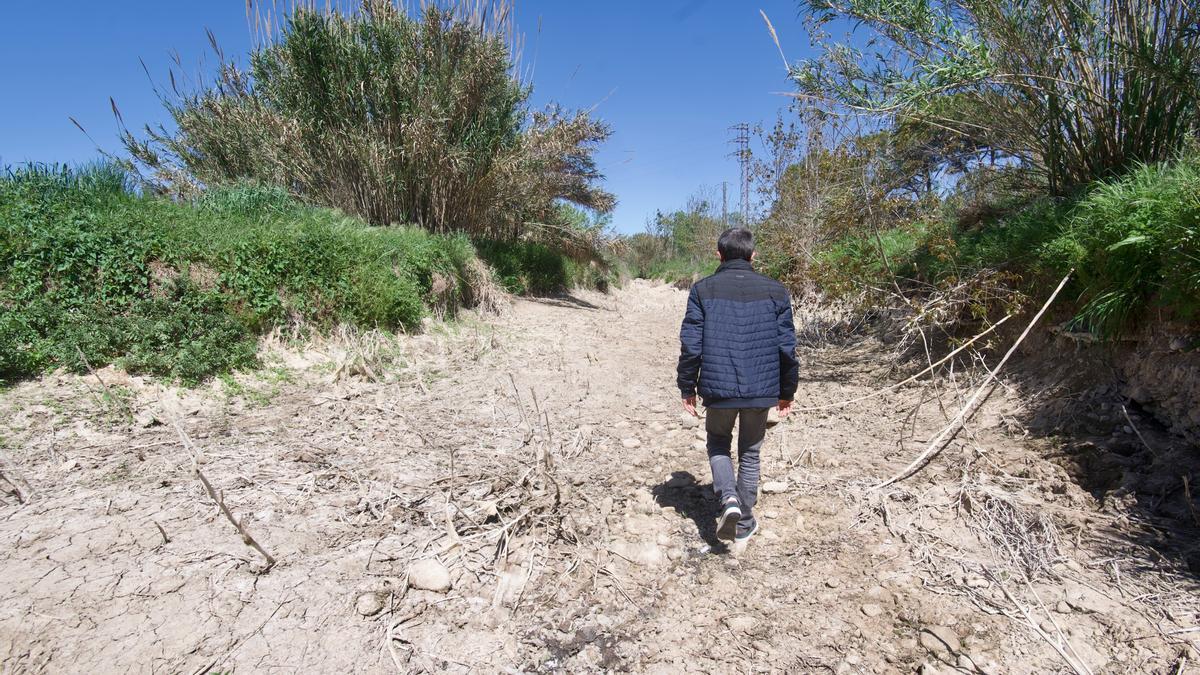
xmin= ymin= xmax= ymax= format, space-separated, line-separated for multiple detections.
xmin=792 ymin=0 xmax=1200 ymax=194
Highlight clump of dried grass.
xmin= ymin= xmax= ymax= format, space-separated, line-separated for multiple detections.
xmin=960 ymin=483 xmax=1063 ymax=582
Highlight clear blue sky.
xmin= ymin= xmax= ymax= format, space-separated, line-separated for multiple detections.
xmin=0 ymin=1 xmax=814 ymax=234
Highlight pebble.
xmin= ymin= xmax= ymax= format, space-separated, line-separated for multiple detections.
xmin=761 ymin=481 xmax=788 ymax=494
xmin=825 ymin=578 xmax=842 ymax=588
xmin=355 ymin=592 xmax=384 ymax=616
xmin=691 ymin=440 xmax=706 ymax=452
xmin=681 ymin=415 xmax=700 ymax=429
xmin=724 ymin=615 xmax=757 ymax=633
xmin=860 ymin=603 xmax=884 ymax=617
xmin=1056 ymin=600 xmax=1072 ymax=614
xmin=621 ymin=437 xmax=642 ymax=449
xmin=694 ymin=429 xmax=706 ymax=441
xmin=751 ymin=640 xmax=772 ymax=654
xmin=408 ymin=559 xmax=452 ymax=592
xmin=964 ymin=575 xmax=989 ymax=588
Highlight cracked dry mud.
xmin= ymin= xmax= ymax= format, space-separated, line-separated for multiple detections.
xmin=1 ymin=280 xmax=1197 ymax=673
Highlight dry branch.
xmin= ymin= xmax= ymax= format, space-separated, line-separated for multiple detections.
xmin=0 ymin=464 xmax=31 ymax=504
xmin=172 ymin=420 xmax=277 ymax=570
xmin=871 ymin=271 xmax=1072 ymax=489
xmin=793 ymin=313 xmax=1012 ymax=413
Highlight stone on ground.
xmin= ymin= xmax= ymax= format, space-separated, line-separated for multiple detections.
xmin=408 ymin=558 xmax=452 ymax=592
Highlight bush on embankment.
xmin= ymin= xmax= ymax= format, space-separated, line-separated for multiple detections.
xmin=0 ymin=164 xmax=542 ymax=384
xmin=808 ymin=153 xmax=1200 ymax=335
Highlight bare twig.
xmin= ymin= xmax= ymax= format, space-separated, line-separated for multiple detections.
xmin=1120 ymin=405 xmax=1158 ymax=458
xmin=74 ymin=345 xmax=133 ymax=422
xmin=153 ymin=520 xmax=170 ymax=545
xmin=793 ymin=314 xmax=1012 ymax=413
xmin=871 ymin=271 xmax=1072 ymax=489
xmin=0 ymin=464 xmax=31 ymax=504
xmin=172 ymin=420 xmax=277 ymax=570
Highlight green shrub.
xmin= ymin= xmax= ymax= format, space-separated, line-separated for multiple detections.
xmin=1044 ymin=157 xmax=1200 ymax=333
xmin=0 ymin=164 xmax=486 ymax=384
xmin=475 ymin=239 xmax=570 ymax=294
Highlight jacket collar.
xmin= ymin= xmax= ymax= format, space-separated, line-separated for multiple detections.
xmin=716 ymin=258 xmax=754 ymax=273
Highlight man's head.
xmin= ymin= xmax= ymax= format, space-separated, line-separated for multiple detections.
xmin=717 ymin=227 xmax=755 ymax=262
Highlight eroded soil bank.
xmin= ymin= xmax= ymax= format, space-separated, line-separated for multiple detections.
xmin=1 ymin=281 xmax=1197 ymax=673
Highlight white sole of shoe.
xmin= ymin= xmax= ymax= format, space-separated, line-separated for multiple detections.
xmin=716 ymin=506 xmax=741 ymax=540
xmin=734 ymin=519 xmax=759 ymax=544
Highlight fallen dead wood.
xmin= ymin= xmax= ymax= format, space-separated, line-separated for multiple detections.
xmin=871 ymin=271 xmax=1072 ymax=490
xmin=172 ymin=419 xmax=277 ymax=571
xmin=793 ymin=313 xmax=1012 ymax=413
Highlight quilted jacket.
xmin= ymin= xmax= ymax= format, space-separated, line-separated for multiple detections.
xmin=676 ymin=259 xmax=799 ymax=409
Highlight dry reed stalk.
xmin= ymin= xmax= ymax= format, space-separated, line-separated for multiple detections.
xmin=172 ymin=419 xmax=277 ymax=570
xmin=793 ymin=313 xmax=1012 ymax=413
xmin=871 ymin=271 xmax=1072 ymax=489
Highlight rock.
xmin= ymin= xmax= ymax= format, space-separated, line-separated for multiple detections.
xmin=825 ymin=578 xmax=842 ymax=588
xmin=964 ymin=575 xmax=989 ymax=588
xmin=681 ymin=415 xmax=699 ymax=429
xmin=920 ymin=626 xmax=960 ymax=654
xmin=621 ymin=437 xmax=642 ymax=449
xmin=355 ymin=592 xmax=385 ymax=616
xmin=691 ymin=440 xmax=706 ymax=452
xmin=1056 ymin=600 xmax=1072 ymax=614
xmin=861 ymin=603 xmax=884 ymax=617
xmin=761 ymin=481 xmax=788 ymax=494
xmin=762 ymin=510 xmax=779 ymax=519
xmin=611 ymin=539 xmax=665 ymax=567
xmin=694 ymin=429 xmax=706 ymax=441
xmin=724 ymin=615 xmax=758 ymax=633
xmin=751 ymin=640 xmax=772 ymax=654
xmin=1064 ymin=581 xmax=1116 ymax=614
xmin=408 ymin=559 xmax=452 ymax=592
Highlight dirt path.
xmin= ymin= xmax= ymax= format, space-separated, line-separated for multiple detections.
xmin=1 ymin=281 xmax=1197 ymax=673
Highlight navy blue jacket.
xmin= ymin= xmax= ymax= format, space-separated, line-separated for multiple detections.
xmin=677 ymin=259 xmax=799 ymax=409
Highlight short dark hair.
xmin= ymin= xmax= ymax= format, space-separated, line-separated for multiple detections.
xmin=717 ymin=228 xmax=755 ymax=261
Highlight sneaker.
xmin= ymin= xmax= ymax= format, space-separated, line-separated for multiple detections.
xmin=734 ymin=517 xmax=759 ymax=544
xmin=716 ymin=497 xmax=741 ymax=540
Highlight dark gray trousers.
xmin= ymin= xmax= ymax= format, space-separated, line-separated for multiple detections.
xmin=705 ymin=407 xmax=769 ymax=527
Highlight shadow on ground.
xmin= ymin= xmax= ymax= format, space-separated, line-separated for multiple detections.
xmin=651 ymin=470 xmax=728 ymax=553
xmin=526 ymin=293 xmax=605 ymax=310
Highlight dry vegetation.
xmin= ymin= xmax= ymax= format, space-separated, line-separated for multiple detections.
xmin=3 ymin=282 xmax=1198 ymax=673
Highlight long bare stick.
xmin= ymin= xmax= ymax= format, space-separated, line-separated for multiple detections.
xmin=173 ymin=420 xmax=277 ymax=570
xmin=793 ymin=314 xmax=1012 ymax=413
xmin=871 ymin=272 xmax=1072 ymax=490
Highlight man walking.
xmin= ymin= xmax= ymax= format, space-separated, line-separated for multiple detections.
xmin=677 ymin=228 xmax=799 ymax=545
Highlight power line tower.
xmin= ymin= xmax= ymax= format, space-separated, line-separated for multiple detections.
xmin=728 ymin=123 xmax=751 ymax=225
xmin=721 ymin=181 xmax=728 ymax=227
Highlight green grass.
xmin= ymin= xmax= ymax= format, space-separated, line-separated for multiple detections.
xmin=475 ymin=238 xmax=615 ymax=294
xmin=0 ymin=165 xmax=489 ymax=384
xmin=1 ymin=163 xmax=611 ymax=385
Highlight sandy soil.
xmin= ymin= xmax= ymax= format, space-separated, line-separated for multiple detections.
xmin=1 ymin=280 xmax=1197 ymax=673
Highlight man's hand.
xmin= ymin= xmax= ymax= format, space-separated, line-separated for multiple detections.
xmin=777 ymin=399 xmax=793 ymax=417
xmin=682 ymin=396 xmax=698 ymax=417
